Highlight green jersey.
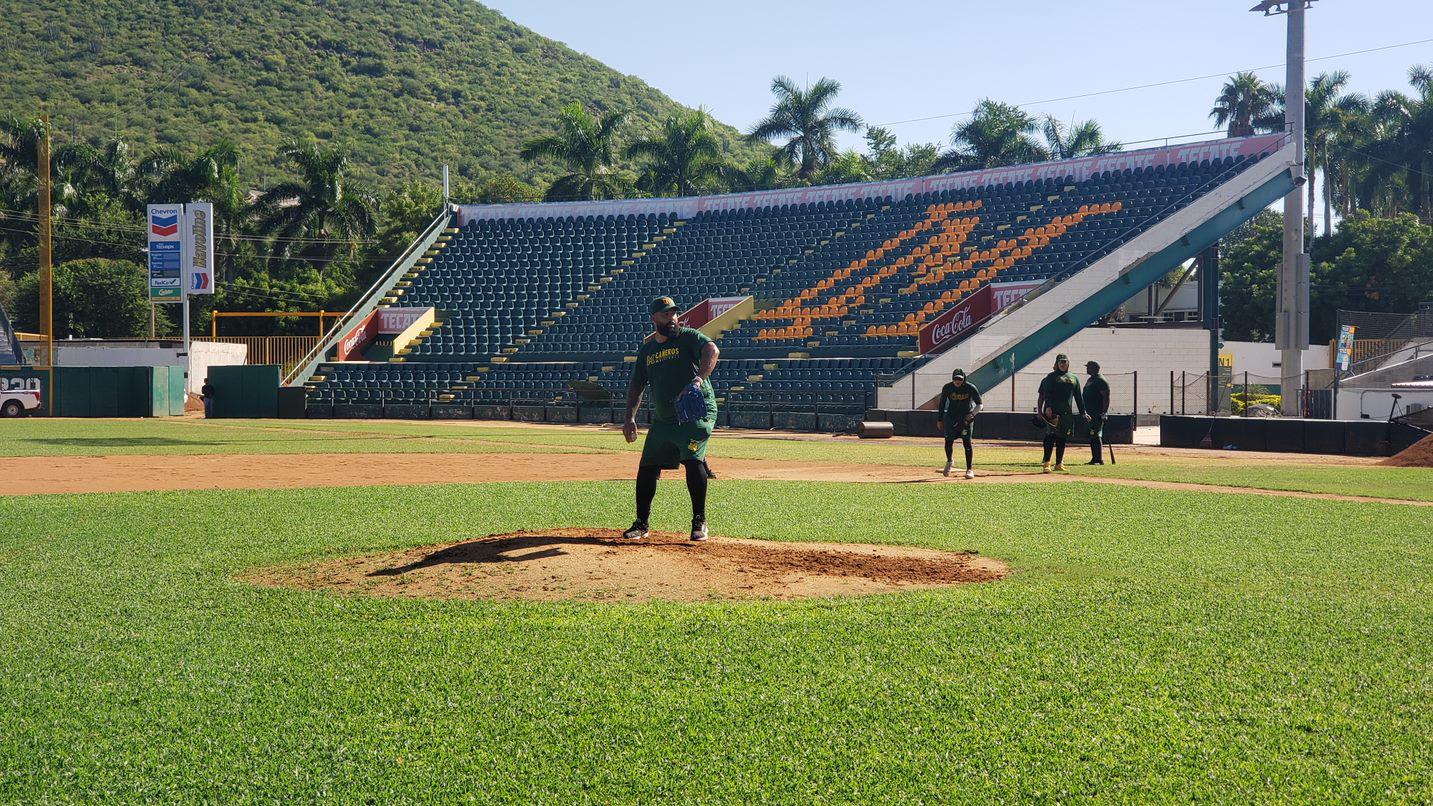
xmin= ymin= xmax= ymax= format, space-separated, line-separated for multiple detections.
xmin=1038 ymin=371 xmax=1085 ymax=416
xmin=632 ymin=327 xmax=717 ymax=425
xmin=1083 ymin=374 xmax=1110 ymax=416
xmin=938 ymin=381 xmax=982 ymax=422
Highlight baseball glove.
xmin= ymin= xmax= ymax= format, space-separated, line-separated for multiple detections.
xmin=1031 ymin=409 xmax=1060 ymax=430
xmin=675 ymin=381 xmax=710 ymax=424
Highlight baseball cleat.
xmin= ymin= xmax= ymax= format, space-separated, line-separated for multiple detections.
xmin=1086 ymin=459 xmax=1104 ymax=465
xmin=690 ymin=518 xmax=709 ymax=542
xmin=964 ymin=469 xmax=976 ymax=479
xmin=622 ymin=520 xmax=649 ymax=541
xmin=1054 ymin=463 xmax=1067 ymax=472
xmin=943 ymin=461 xmax=953 ymax=477
xmin=1042 ymin=462 xmax=1052 ymax=474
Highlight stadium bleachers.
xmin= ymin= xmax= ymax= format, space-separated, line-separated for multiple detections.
xmin=304 ymin=144 xmax=1274 ymax=413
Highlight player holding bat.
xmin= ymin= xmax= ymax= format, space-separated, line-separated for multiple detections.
xmin=621 ymin=296 xmax=720 ymax=542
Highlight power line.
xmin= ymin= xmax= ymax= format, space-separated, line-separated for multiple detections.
xmin=872 ymin=37 xmax=1433 ymax=129
xmin=0 ymin=206 xmax=376 ymax=244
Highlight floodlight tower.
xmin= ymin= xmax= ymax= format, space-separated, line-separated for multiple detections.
xmin=1252 ymin=0 xmax=1314 ymax=416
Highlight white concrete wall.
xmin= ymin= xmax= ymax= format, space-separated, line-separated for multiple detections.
xmin=1223 ymin=340 xmax=1330 ymax=380
xmin=54 ymin=340 xmax=247 ymax=394
xmin=1336 ymin=387 xmax=1433 ymax=421
xmin=897 ymin=327 xmax=1211 ymax=414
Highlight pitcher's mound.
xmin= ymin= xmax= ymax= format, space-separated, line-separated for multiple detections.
xmin=244 ymin=528 xmax=1008 ymax=603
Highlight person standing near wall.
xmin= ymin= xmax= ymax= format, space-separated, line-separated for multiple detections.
xmin=1083 ymin=361 xmax=1111 ymax=465
xmin=1036 ymin=354 xmax=1088 ymax=473
xmin=201 ymin=377 xmax=216 ymax=419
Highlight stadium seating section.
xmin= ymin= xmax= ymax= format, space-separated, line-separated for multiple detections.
xmin=306 ymin=151 xmax=1269 ymax=414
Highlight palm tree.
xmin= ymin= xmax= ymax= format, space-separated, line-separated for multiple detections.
xmin=0 ymin=116 xmax=75 ymax=252
xmin=55 ymin=138 xmax=138 ymax=216
xmin=746 ymin=76 xmax=863 ymax=181
xmin=1366 ymin=64 xmax=1433 ymax=224
xmin=1259 ymin=71 xmax=1369 ymax=235
xmin=1211 ymin=72 xmax=1278 ymax=138
xmin=519 ymin=103 xmax=630 ymax=201
xmin=934 ymin=100 xmax=1048 ymax=172
xmin=1339 ymin=68 xmax=1433 ymax=223
xmin=625 ymin=109 xmax=724 ymax=197
xmin=1041 ymin=116 xmax=1122 ymax=160
xmin=815 ymin=150 xmax=872 ymax=186
xmin=253 ymin=137 xmax=376 ymax=272
xmin=721 ymin=155 xmax=785 ymax=192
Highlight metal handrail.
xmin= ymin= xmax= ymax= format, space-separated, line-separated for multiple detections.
xmin=282 ymin=206 xmax=453 ymax=386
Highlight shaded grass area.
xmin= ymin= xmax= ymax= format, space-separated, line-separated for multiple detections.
xmin=1 ymin=480 xmax=1429 ymax=801
xmin=0 ymin=419 xmax=576 ymax=457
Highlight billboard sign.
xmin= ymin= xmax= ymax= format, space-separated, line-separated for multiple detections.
xmin=1337 ymin=325 xmax=1356 ymax=371
xmin=147 ymin=204 xmax=184 ymax=302
xmin=184 ymin=202 xmax=214 ymax=295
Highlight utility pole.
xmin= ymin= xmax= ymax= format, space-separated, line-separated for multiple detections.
xmin=38 ymin=116 xmax=53 ymax=373
xmin=1253 ymin=0 xmax=1314 ymax=416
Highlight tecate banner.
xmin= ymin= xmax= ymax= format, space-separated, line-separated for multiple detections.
xmin=185 ymin=202 xmax=215 ymax=295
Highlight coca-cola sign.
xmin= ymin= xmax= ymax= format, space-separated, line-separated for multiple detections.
xmin=917 ymin=280 xmax=1044 ymax=355
xmin=335 ymin=310 xmax=380 ymax=361
xmin=919 ymin=285 xmax=992 ymax=355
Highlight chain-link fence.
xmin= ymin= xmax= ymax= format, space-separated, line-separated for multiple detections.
xmin=1337 ymin=307 xmax=1433 ymax=372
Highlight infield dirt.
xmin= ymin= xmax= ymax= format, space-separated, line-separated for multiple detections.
xmin=241 ymin=528 xmax=1009 ymax=603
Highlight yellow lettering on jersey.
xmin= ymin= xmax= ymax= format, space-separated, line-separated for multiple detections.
xmin=646 ymin=346 xmax=680 ymax=366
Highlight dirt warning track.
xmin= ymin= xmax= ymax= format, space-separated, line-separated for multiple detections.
xmin=1 ymin=450 xmax=1428 ymax=506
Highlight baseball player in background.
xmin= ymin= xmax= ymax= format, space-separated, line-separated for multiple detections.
xmin=1083 ymin=360 xmax=1111 ymax=464
xmin=937 ymin=369 xmax=982 ymax=478
xmin=622 ymin=296 xmax=720 ymax=542
xmin=1035 ymin=353 xmax=1088 ymax=473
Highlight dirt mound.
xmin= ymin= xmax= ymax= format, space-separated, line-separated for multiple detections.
xmin=1383 ymin=433 xmax=1433 ymax=467
xmin=243 ymin=528 xmax=1008 ymax=603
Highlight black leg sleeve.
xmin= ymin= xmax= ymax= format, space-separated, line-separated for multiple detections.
xmin=944 ymin=435 xmax=956 ymax=462
xmin=682 ymin=459 xmax=708 ymax=521
xmin=635 ymin=465 xmax=661 ymax=524
xmin=963 ymin=433 xmax=974 ymax=470
xmin=1042 ymin=434 xmax=1055 ymax=463
xmin=1055 ymin=436 xmax=1067 ymax=465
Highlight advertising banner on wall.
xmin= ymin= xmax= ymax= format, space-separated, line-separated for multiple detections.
xmin=918 ymin=280 xmax=1043 ymax=355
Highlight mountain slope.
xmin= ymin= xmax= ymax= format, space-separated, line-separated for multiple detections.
xmin=3 ymin=0 xmax=759 ymax=186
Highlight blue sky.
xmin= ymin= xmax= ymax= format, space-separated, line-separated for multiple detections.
xmin=483 ymin=0 xmax=1433 ymax=153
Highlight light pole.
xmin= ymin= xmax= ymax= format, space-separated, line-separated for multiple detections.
xmin=1251 ymin=0 xmax=1314 ymax=416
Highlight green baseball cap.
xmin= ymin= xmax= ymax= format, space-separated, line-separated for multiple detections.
xmin=649 ymin=296 xmax=680 ymax=314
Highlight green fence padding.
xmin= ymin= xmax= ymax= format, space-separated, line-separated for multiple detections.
xmin=211 ymin=364 xmax=280 ymax=418
xmin=169 ymin=366 xmax=188 ymax=415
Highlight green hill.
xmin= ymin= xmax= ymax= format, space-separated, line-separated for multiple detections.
xmin=1 ymin=0 xmax=758 ymax=187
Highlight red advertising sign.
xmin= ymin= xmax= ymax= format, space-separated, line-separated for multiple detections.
xmin=335 ymin=310 xmax=380 ymax=360
xmin=919 ymin=285 xmax=992 ymax=355
xmin=917 ymin=280 xmax=1043 ymax=355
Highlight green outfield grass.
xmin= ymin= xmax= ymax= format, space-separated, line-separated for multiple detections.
xmin=2 ymin=418 xmax=1428 ymax=502
xmin=1 ymin=479 xmax=1429 ymax=801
